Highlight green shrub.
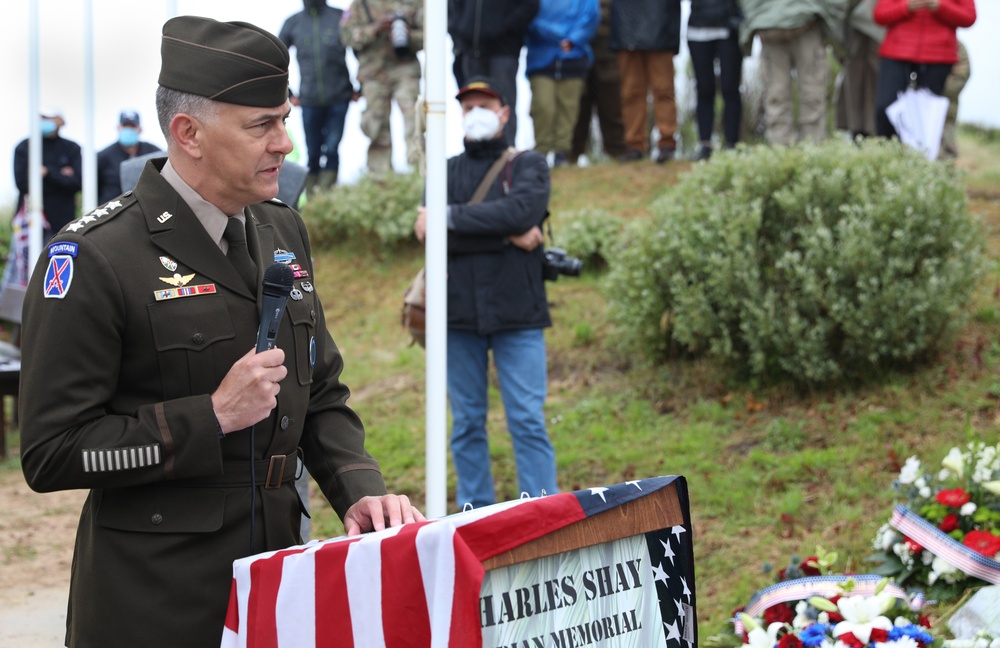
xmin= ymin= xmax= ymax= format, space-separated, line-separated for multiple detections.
xmin=605 ymin=139 xmax=985 ymax=387
xmin=550 ymin=208 xmax=622 ymax=272
xmin=301 ymin=172 xmax=423 ymax=252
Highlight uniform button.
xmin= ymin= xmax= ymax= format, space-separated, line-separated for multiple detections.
xmin=192 ymin=333 xmax=205 ymax=345
xmin=280 ymin=416 xmax=291 ymax=430
xmin=310 ymin=310 xmax=316 ymax=320
xmin=151 ymin=513 xmax=163 ymax=525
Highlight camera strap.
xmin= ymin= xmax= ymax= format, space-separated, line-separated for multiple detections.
xmin=359 ymin=0 xmax=374 ymax=24
xmin=468 ymin=147 xmax=517 ymax=204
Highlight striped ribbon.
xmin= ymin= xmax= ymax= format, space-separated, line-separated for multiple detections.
xmin=891 ymin=505 xmax=1000 ymax=586
xmin=733 ymin=575 xmax=910 ymax=637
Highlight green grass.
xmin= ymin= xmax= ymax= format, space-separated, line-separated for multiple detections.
xmin=3 ymin=129 xmax=999 ymax=637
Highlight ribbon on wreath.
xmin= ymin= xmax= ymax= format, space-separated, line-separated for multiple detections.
xmin=733 ymin=574 xmax=911 ymax=636
xmin=891 ymin=504 xmax=1000 ymax=585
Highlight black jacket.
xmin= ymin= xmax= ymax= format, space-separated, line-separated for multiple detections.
xmin=610 ymin=0 xmax=682 ymax=52
xmin=95 ymin=140 xmax=163 ymax=204
xmin=446 ymin=137 xmax=552 ymax=335
xmin=13 ymin=134 xmax=82 ymax=232
xmin=448 ymin=0 xmax=539 ymax=58
xmin=688 ymin=0 xmax=743 ymax=29
xmin=279 ymin=4 xmax=354 ymax=106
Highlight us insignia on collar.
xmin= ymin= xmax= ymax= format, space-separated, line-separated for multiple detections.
xmin=159 ymin=256 xmax=178 ymax=272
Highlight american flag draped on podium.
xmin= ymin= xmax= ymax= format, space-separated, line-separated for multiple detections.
xmin=220 ymin=475 xmax=695 ymax=648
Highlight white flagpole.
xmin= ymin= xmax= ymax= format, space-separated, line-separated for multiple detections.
xmin=27 ymin=0 xmax=43 ymax=275
xmin=423 ymin=0 xmax=448 ymax=520
xmin=81 ymin=0 xmax=97 ymax=213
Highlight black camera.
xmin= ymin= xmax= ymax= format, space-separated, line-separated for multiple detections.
xmin=542 ymin=247 xmax=583 ymax=281
xmin=390 ymin=13 xmax=410 ymax=57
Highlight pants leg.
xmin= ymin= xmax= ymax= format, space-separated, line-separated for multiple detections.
xmin=553 ymin=77 xmax=586 ymax=155
xmin=618 ymin=50 xmax=650 ymax=153
xmin=648 ymin=51 xmax=678 ymax=148
xmin=793 ymin=23 xmax=829 ymax=143
xmin=761 ymin=39 xmax=795 ymax=145
xmin=570 ymin=71 xmax=596 ymax=159
xmin=447 ymin=330 xmax=495 ymax=509
xmin=718 ymin=31 xmax=744 ymax=146
xmin=360 ymin=79 xmax=393 ymax=173
xmin=491 ymin=329 xmax=558 ymax=499
xmin=592 ymin=55 xmax=627 ymax=157
xmin=875 ymin=57 xmax=912 ymax=138
xmin=300 ymin=105 xmax=326 ymax=174
xmin=688 ymin=38 xmax=719 ymax=144
xmin=391 ymin=61 xmax=423 ymax=171
xmin=529 ymin=74 xmax=558 ymax=153
xmin=321 ymin=102 xmax=350 ymax=172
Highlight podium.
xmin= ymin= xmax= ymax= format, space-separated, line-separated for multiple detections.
xmin=221 ymin=476 xmax=696 ymax=648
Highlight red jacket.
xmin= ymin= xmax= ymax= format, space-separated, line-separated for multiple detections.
xmin=873 ymin=0 xmax=976 ymax=64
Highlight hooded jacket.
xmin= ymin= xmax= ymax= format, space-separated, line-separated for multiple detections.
xmin=525 ymin=0 xmax=601 ymax=76
xmin=278 ymin=2 xmax=354 ymax=106
xmin=873 ymin=0 xmax=975 ymax=64
xmin=449 ymin=0 xmax=540 ymax=59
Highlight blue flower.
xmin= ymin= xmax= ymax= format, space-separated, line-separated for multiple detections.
xmin=799 ymin=623 xmax=831 ymax=647
xmin=889 ymin=623 xmax=933 ymax=645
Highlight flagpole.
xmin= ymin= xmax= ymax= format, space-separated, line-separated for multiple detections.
xmin=423 ymin=0 xmax=448 ymax=520
xmin=81 ymin=0 xmax=97 ymax=213
xmin=26 ymin=0 xmax=43 ymax=276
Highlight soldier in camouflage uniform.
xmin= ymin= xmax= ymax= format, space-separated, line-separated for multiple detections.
xmin=939 ymin=40 xmax=969 ymax=162
xmin=341 ymin=0 xmax=424 ymax=174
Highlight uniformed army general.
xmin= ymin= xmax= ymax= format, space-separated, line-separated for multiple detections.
xmin=18 ymin=16 xmax=423 ymax=648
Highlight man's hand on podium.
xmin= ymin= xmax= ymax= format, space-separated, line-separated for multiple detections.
xmin=344 ymin=494 xmax=425 ymax=536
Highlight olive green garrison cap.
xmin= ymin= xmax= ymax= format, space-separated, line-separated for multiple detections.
xmin=159 ymin=16 xmax=290 ymax=107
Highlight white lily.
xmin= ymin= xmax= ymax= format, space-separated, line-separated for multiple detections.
xmin=984 ymin=480 xmax=1000 ymax=496
xmin=745 ymin=623 xmax=786 ymax=648
xmin=898 ymin=456 xmax=921 ymax=484
xmin=833 ymin=592 xmax=894 ymax=644
xmin=941 ymin=447 xmax=965 ymax=477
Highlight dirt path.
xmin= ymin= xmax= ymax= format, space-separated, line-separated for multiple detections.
xmin=0 ymin=468 xmax=85 ymax=646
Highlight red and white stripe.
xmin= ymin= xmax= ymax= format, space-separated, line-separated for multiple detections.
xmin=891 ymin=505 xmax=1000 ymax=585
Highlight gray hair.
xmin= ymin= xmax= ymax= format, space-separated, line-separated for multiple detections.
xmin=155 ymin=86 xmax=219 ymax=145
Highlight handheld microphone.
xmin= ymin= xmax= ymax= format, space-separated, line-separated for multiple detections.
xmin=256 ymin=262 xmax=295 ymax=353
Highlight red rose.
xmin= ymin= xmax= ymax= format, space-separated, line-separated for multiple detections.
xmin=904 ymin=537 xmax=924 ymax=553
xmin=918 ymin=615 xmax=932 ymax=628
xmin=836 ymin=631 xmax=864 ymax=648
xmin=799 ymin=556 xmax=822 ymax=577
xmin=935 ymin=488 xmax=972 ymax=507
xmin=870 ymin=628 xmax=890 ymax=644
xmin=764 ymin=603 xmax=795 ymax=626
xmin=963 ymin=530 xmax=1000 ymax=557
xmin=778 ymin=633 xmax=803 ymax=648
xmin=939 ymin=513 xmax=960 ymax=533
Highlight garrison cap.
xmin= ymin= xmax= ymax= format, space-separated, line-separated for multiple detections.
xmin=159 ymin=16 xmax=290 ymax=107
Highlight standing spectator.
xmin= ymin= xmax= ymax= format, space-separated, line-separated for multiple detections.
xmin=96 ymin=110 xmax=162 ymax=205
xmin=341 ymin=0 xmax=424 ymax=174
xmin=12 ymin=107 xmax=82 ymax=238
xmin=741 ymin=0 xmax=847 ymax=145
xmin=18 ymin=16 xmax=422 ymax=647
xmin=280 ymin=0 xmax=356 ymax=195
xmin=413 ymin=78 xmax=559 ymax=510
xmin=570 ymin=0 xmax=627 ymax=163
xmin=873 ymin=0 xmax=976 ymax=139
xmin=610 ymin=0 xmax=683 ymax=163
xmin=835 ymin=0 xmax=885 ymax=139
xmin=686 ymin=0 xmax=745 ymax=160
xmin=449 ymin=0 xmax=539 ymax=147
xmin=939 ymin=39 xmax=970 ymax=161
xmin=525 ymin=0 xmax=600 ymax=167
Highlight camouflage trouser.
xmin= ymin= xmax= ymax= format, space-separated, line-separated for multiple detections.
xmin=939 ymin=40 xmax=970 ymax=161
xmin=359 ymin=59 xmax=423 ymax=174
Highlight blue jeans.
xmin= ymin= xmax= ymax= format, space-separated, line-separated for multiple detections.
xmin=301 ymin=102 xmax=349 ymax=174
xmin=447 ymin=328 xmax=558 ymax=509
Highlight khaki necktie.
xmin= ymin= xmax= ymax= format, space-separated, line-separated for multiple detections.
xmin=222 ymin=217 xmax=257 ymax=293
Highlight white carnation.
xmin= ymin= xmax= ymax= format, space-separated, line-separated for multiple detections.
xmin=898 ymin=456 xmax=921 ymax=484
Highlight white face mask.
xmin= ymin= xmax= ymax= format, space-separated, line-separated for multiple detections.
xmin=462 ymin=106 xmax=501 ymax=141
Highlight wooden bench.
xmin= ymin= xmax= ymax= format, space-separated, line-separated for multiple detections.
xmin=0 ymin=283 xmax=24 ymax=460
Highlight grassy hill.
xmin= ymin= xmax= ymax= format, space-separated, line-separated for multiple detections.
xmin=305 ymin=129 xmax=1000 ymax=636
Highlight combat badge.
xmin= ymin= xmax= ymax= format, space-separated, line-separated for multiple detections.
xmin=159 ymin=256 xmax=178 ymax=272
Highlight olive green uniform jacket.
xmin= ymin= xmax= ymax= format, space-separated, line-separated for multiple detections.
xmin=19 ymin=159 xmax=387 ymax=648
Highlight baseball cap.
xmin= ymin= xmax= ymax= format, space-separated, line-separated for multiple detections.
xmin=455 ymin=76 xmax=506 ymax=106
xmin=119 ymin=110 xmax=141 ymax=126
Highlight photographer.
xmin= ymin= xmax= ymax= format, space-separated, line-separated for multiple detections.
xmin=340 ymin=0 xmax=424 ymax=174
xmin=414 ymin=77 xmax=559 ymax=510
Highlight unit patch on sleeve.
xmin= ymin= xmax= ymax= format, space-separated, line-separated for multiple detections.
xmin=43 ymin=247 xmax=76 ymax=299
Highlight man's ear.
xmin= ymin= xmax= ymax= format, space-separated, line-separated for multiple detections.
xmin=169 ymin=113 xmax=203 ymax=159
xmin=497 ymin=105 xmax=511 ymax=126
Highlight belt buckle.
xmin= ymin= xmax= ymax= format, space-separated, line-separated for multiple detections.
xmin=265 ymin=454 xmax=287 ymax=489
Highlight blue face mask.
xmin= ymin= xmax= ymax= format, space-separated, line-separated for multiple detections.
xmin=118 ymin=127 xmax=140 ymax=147
xmin=40 ymin=119 xmax=57 ymax=137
